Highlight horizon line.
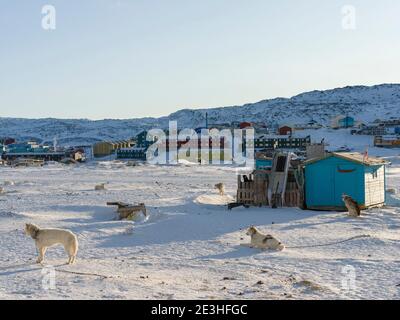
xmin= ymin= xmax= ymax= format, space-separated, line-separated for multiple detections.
xmin=0 ymin=82 xmax=398 ymax=121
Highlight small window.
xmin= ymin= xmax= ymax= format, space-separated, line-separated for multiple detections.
xmin=275 ymin=156 xmax=287 ymax=172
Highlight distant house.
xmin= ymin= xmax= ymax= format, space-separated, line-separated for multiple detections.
xmin=338 ymin=116 xmax=355 ymax=128
xmin=2 ymin=142 xmax=65 ymax=161
xmin=71 ymin=150 xmax=86 ymax=162
xmin=374 ymin=135 xmax=400 ymax=148
xmin=0 ymin=137 xmax=16 ymax=145
xmin=304 ymin=152 xmax=388 ymax=210
xmin=386 ymin=126 xmax=400 ymax=135
xmin=239 ymin=122 xmax=253 ymax=129
xmin=355 ymin=125 xmax=386 ymax=136
xmin=93 ymin=142 xmax=115 ymax=158
xmin=93 ymin=140 xmax=133 ymax=158
xmin=278 ymin=125 xmax=294 ymax=136
xmin=332 ymin=116 xmax=355 ymax=129
xmin=135 ymin=131 xmax=157 ymax=148
xmin=7 ymin=142 xmax=40 ymax=153
xmin=117 ymin=147 xmax=147 ymax=160
xmin=253 ymin=134 xmax=311 ymax=150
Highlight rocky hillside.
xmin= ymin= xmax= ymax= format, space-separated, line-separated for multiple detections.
xmin=0 ymin=84 xmax=399 ymax=145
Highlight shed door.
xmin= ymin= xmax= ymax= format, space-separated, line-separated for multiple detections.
xmin=333 ymin=164 xmax=359 ymax=206
xmin=306 ymin=164 xmax=335 ymax=207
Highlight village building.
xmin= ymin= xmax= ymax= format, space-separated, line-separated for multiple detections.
xmin=304 ymin=153 xmax=388 ymax=211
xmin=253 ymin=134 xmax=311 ymax=151
xmin=382 ymin=119 xmax=400 ymax=126
xmin=134 ymin=130 xmax=160 ymax=148
xmin=1 ymin=142 xmax=67 ymax=162
xmin=93 ymin=140 xmax=133 ymax=158
xmin=239 ymin=122 xmax=253 ymax=129
xmin=116 ymin=147 xmax=147 ymax=160
xmin=70 ymin=149 xmax=86 ymax=162
xmin=354 ymin=124 xmax=387 ymax=136
xmin=278 ymin=125 xmax=294 ymax=136
xmin=374 ymin=135 xmax=400 ymax=148
xmin=331 ymin=115 xmax=355 ymax=129
xmin=386 ymin=126 xmax=400 ymax=135
xmin=0 ymin=137 xmax=16 ymax=145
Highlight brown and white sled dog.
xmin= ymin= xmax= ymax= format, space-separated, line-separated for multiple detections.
xmin=215 ymin=183 xmax=225 ymax=196
xmin=246 ymin=226 xmax=285 ymax=251
xmin=342 ymin=194 xmax=361 ymax=217
xmin=25 ymin=223 xmax=78 ymax=264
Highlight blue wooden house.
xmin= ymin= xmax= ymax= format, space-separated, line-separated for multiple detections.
xmin=338 ymin=116 xmax=355 ymax=128
xmin=304 ymin=152 xmax=388 ymax=211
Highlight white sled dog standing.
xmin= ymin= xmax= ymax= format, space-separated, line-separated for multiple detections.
xmin=25 ymin=223 xmax=79 ymax=264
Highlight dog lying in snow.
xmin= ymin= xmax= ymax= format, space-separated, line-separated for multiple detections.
xmin=342 ymin=194 xmax=361 ymax=217
xmin=117 ymin=203 xmax=147 ymax=220
xmin=246 ymin=226 xmax=285 ymax=251
xmin=25 ymin=223 xmax=78 ymax=264
xmin=215 ymin=183 xmax=225 ymax=196
xmin=95 ymin=183 xmax=106 ymax=191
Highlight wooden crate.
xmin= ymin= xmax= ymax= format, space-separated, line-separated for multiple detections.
xmin=237 ymin=174 xmax=256 ymax=205
xmin=284 ymin=181 xmax=301 ymax=207
xmin=237 ymin=172 xmax=269 ymax=206
xmin=237 ymin=170 xmax=302 ymax=208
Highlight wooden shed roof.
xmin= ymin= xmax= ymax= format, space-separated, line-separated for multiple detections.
xmin=304 ymin=152 xmax=389 ymax=166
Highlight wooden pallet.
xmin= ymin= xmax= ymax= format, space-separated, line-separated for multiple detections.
xmin=284 ymin=182 xmax=301 ymax=207
xmin=236 ymin=170 xmax=302 ymax=208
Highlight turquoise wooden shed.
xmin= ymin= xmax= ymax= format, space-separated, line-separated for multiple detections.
xmin=304 ymin=152 xmax=388 ymax=211
xmin=338 ymin=116 xmax=355 ymax=128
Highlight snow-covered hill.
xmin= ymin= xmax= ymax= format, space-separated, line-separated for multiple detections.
xmin=1 ymin=84 xmax=399 ymax=145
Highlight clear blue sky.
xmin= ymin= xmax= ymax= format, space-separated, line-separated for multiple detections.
xmin=0 ymin=0 xmax=399 ymax=119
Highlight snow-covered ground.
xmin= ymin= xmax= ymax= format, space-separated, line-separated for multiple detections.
xmin=1 ymin=132 xmax=400 ymax=300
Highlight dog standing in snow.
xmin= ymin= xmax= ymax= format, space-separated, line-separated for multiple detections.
xmin=215 ymin=183 xmax=225 ymax=196
xmin=342 ymin=194 xmax=361 ymax=217
xmin=25 ymin=223 xmax=78 ymax=264
xmin=246 ymin=226 xmax=285 ymax=251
